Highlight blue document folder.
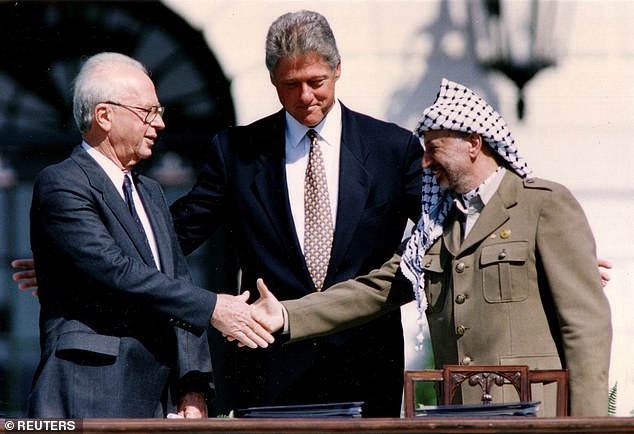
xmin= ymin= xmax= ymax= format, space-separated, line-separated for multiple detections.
xmin=415 ymin=401 xmax=541 ymax=417
xmin=236 ymin=401 xmax=364 ymax=418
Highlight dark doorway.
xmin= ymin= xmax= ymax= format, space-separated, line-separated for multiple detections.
xmin=0 ymin=0 xmax=236 ymax=416
xmin=0 ymin=0 xmax=235 ymax=177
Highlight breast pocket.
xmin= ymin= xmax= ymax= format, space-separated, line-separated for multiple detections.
xmin=480 ymin=241 xmax=529 ymax=303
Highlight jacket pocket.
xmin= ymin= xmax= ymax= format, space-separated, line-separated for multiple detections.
xmin=480 ymin=241 xmax=529 ymax=303
xmin=55 ymin=331 xmax=120 ymax=366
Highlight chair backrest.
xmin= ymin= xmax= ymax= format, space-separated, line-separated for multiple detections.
xmin=442 ymin=365 xmax=530 ymax=404
xmin=403 ymin=365 xmax=568 ymax=417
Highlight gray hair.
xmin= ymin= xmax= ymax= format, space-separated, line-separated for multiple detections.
xmin=265 ymin=10 xmax=340 ymax=75
xmin=72 ymin=52 xmax=148 ymax=133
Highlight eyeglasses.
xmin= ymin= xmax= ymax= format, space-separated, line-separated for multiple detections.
xmin=104 ymin=101 xmax=165 ymax=123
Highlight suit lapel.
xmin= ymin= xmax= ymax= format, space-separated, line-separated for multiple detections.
xmin=327 ymin=106 xmax=371 ymax=286
xmin=70 ymin=146 xmax=157 ymax=268
xmin=250 ymin=107 xmax=375 ymax=289
xmin=442 ymin=206 xmax=463 ymax=257
xmin=251 ymin=112 xmax=307 ymax=273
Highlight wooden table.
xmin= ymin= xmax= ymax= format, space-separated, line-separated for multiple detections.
xmin=20 ymin=417 xmax=630 ymax=433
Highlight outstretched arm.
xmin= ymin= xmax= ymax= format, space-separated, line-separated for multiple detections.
xmin=249 ymin=251 xmax=410 ymax=343
xmin=281 ymin=251 xmax=409 ymax=341
xmin=11 ymin=257 xmax=274 ymax=348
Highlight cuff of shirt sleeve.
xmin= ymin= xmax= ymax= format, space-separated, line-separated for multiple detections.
xmin=282 ymin=304 xmax=290 ymax=335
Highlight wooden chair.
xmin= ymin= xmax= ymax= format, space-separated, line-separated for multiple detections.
xmin=403 ymin=365 xmax=568 ymax=417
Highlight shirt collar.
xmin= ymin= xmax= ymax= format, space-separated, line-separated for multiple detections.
xmin=81 ymin=141 xmax=128 ymax=191
xmin=285 ymin=99 xmax=342 ymax=148
xmin=454 ymin=166 xmax=506 ymax=213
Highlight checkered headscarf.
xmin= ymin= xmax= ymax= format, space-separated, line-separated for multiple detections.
xmin=402 ymin=78 xmax=533 ymax=351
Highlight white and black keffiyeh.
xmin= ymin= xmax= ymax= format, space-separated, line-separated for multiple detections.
xmin=402 ymin=78 xmax=534 ymax=351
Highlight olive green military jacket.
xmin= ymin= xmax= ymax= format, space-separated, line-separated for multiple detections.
xmin=283 ymin=171 xmax=612 ymax=416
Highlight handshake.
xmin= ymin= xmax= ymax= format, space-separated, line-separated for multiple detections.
xmin=209 ymin=278 xmax=286 ymax=349
xmin=12 ymin=259 xmax=285 ymax=350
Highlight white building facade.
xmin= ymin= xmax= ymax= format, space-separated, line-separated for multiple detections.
xmin=165 ymin=0 xmax=634 ymax=416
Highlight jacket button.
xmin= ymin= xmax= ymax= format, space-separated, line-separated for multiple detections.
xmin=455 ymin=262 xmax=465 ymax=273
xmin=461 ymin=355 xmax=473 ymax=365
xmin=498 ymin=249 xmax=507 ymax=260
xmin=455 ymin=294 xmax=467 ymax=304
xmin=456 ymin=325 xmax=467 ymax=336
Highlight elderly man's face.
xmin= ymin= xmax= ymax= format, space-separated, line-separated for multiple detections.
xmin=270 ymin=52 xmax=340 ymax=128
xmin=106 ymin=65 xmax=165 ymax=170
xmin=422 ymin=130 xmax=473 ymax=193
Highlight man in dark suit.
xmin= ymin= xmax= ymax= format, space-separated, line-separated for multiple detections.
xmin=169 ymin=10 xmax=422 ymax=417
xmin=28 ymin=52 xmax=273 ymax=418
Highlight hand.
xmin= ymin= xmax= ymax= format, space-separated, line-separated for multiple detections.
xmin=252 ymin=278 xmax=284 ymax=334
xmin=177 ymin=391 xmax=207 ymax=418
xmin=598 ymin=258 xmax=613 ymax=288
xmin=226 ymin=279 xmax=284 ymax=348
xmin=11 ymin=258 xmax=38 ymax=296
xmin=210 ymin=291 xmax=275 ymax=349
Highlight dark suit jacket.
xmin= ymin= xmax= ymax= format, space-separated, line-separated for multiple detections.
xmin=170 ymin=103 xmax=422 ymax=416
xmin=28 ymin=145 xmax=216 ymax=418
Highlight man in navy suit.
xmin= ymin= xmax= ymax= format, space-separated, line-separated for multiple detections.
xmin=28 ymin=52 xmax=273 ymax=418
xmin=170 ymin=10 xmax=422 ymax=417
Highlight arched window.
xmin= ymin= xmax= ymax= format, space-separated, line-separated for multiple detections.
xmin=0 ymin=0 xmax=235 ymax=179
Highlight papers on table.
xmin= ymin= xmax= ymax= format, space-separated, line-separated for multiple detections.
xmin=415 ymin=401 xmax=541 ymax=417
xmin=236 ymin=401 xmax=363 ymax=418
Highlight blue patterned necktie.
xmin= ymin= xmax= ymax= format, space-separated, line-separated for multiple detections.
xmin=123 ymin=174 xmax=147 ymax=237
xmin=304 ymin=129 xmax=334 ymax=291
xmin=123 ymin=173 xmax=158 ymax=268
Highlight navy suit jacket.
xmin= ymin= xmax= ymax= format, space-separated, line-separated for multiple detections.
xmin=171 ymin=103 xmax=422 ymax=416
xmin=28 ymin=146 xmax=215 ymax=418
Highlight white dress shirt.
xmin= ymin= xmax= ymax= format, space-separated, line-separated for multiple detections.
xmin=285 ymin=100 xmax=342 ymax=253
xmin=82 ymin=142 xmax=162 ymax=270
